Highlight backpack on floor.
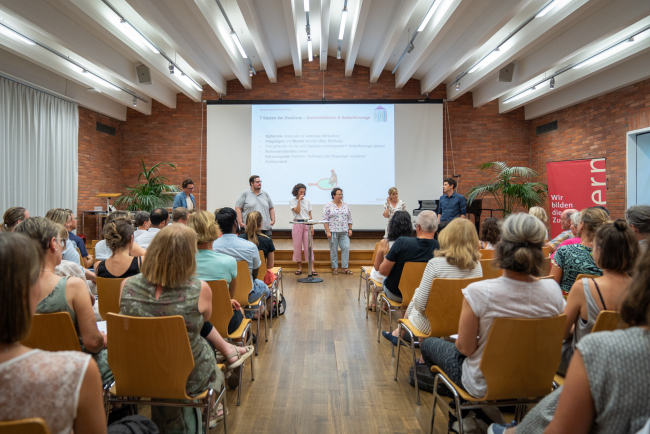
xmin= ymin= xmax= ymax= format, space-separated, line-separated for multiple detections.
xmin=271 ymin=295 xmax=286 ymax=317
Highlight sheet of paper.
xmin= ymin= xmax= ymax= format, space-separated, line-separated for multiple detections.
xmin=97 ymin=320 xmax=107 ymax=334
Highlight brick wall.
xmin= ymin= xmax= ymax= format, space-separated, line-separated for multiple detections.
xmin=530 ymin=78 xmax=650 ymax=221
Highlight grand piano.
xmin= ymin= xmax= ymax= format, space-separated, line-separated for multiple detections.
xmin=413 ymin=198 xmax=483 ymax=232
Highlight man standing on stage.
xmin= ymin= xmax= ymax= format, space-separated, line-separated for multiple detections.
xmin=236 ymin=175 xmax=275 ymax=237
xmin=173 ymin=179 xmax=195 ymax=211
xmin=438 ymin=177 xmax=466 ymax=224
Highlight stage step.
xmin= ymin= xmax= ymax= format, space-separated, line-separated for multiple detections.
xmin=274 ymin=249 xmax=373 ymax=272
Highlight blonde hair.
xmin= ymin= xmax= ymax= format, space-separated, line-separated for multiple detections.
xmin=435 ymin=218 xmax=481 ymax=269
xmin=580 ymin=207 xmax=609 ymax=241
xmin=244 ymin=211 xmax=268 ymax=246
xmin=528 ymin=206 xmax=548 ymax=223
xmin=388 ymin=187 xmax=398 ymax=196
xmin=45 ymin=208 xmax=71 ymax=226
xmin=104 ymin=219 xmax=135 ymax=252
xmin=188 ymin=210 xmax=221 ymax=244
xmin=140 ymin=224 xmax=197 ymax=287
xmin=14 ymin=217 xmax=61 ymax=252
xmin=1 ymin=207 xmax=27 ymax=232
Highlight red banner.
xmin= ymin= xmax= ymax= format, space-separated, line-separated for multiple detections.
xmin=546 ymin=159 xmax=606 ymax=238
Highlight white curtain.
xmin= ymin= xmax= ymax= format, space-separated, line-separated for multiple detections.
xmin=0 ymin=77 xmax=78 ymax=218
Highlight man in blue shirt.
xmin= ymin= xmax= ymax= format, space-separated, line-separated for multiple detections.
xmin=172 ymin=179 xmax=195 ymax=211
xmin=438 ymin=177 xmax=467 ymax=223
xmin=65 ymin=209 xmax=92 ymax=268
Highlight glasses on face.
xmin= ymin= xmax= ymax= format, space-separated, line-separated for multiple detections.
xmin=186 ymin=187 xmax=195 ymax=190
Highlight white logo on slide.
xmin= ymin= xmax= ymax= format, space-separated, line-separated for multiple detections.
xmin=374 ymin=106 xmax=387 ymax=122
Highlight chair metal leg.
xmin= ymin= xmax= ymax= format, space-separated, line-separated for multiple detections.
xmin=365 ymin=279 xmax=370 ymax=319
xmin=222 ymin=382 xmax=228 ymax=434
xmin=429 ymin=375 xmax=440 ymax=434
xmin=264 ymin=301 xmax=268 ymax=342
xmin=255 ymin=308 xmax=261 ymax=356
xmin=394 ymin=323 xmax=402 ymax=380
xmin=358 ymin=271 xmax=363 ymax=300
xmin=376 ymin=296 xmax=383 ymax=342
xmin=269 ymin=285 xmax=274 ymax=329
xmin=388 ymin=308 xmax=394 ymax=357
xmin=237 ymin=363 xmax=243 ymax=406
xmin=411 ymin=335 xmax=420 ymax=405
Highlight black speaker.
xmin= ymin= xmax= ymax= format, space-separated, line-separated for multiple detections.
xmin=498 ymin=62 xmax=515 ymax=82
xmin=135 ymin=64 xmax=152 ymax=85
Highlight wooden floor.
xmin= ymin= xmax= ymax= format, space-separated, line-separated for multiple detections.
xmin=207 ymin=272 xmax=449 ymax=434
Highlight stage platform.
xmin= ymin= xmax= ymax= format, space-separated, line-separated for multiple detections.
xmin=272 ymin=238 xmax=377 ymax=272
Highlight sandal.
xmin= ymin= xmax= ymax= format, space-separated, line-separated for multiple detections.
xmin=209 ymin=404 xmax=228 ymax=428
xmin=342 ymin=270 xmax=353 ymax=275
xmin=295 ymin=270 xmax=302 ymax=275
xmin=332 ymin=269 xmax=338 ymax=275
xmin=224 ymin=345 xmax=254 ymax=370
xmin=368 ymin=302 xmax=377 ymax=312
xmin=312 ymin=271 xmax=318 ymax=276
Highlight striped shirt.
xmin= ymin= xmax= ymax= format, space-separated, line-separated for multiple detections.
xmin=406 ymin=256 xmax=483 ymax=335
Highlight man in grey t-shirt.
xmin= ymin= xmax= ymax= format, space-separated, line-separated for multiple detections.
xmin=235 ymin=175 xmax=275 ymax=237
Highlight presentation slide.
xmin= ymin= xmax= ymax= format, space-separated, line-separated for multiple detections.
xmin=251 ymin=104 xmax=395 ymax=205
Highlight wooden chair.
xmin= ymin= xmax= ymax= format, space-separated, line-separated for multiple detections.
xmin=396 ymin=277 xmax=483 ymax=405
xmin=21 ymin=312 xmax=81 ymax=352
xmin=75 ymin=247 xmax=83 ymax=264
xmin=359 ymin=242 xmax=381 ymax=301
xmin=541 ymin=257 xmax=551 ymax=276
xmin=0 ymin=418 xmax=50 ymax=434
xmin=377 ymin=262 xmax=428 ymax=357
xmin=575 ymin=273 xmax=600 ymax=284
xmin=479 ymin=259 xmax=503 ymax=280
xmin=542 ymin=246 xmax=551 ymax=257
xmin=429 ymin=315 xmax=566 ymax=434
xmin=91 ymin=239 xmax=100 ymax=247
xmin=234 ymin=261 xmax=267 ymax=356
xmin=206 ymin=279 xmax=254 ymax=406
xmin=96 ymin=277 xmax=125 ymax=321
xmin=258 ymin=250 xmax=281 ymax=329
xmin=106 ymin=314 xmax=228 ymax=433
xmin=479 ymin=249 xmax=495 ymax=259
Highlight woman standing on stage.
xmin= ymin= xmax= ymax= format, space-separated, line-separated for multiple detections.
xmin=323 ymin=187 xmax=353 ymax=275
xmin=290 ymin=184 xmax=316 ymax=276
xmin=383 ymin=187 xmax=407 ymax=238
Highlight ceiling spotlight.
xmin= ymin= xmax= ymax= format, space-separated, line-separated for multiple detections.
xmin=337 ymin=47 xmax=341 ymax=59
xmin=132 ymin=97 xmax=137 ymax=106
xmin=550 ymin=77 xmax=555 ymax=89
xmin=407 ymin=42 xmax=415 ymax=54
xmin=168 ymin=63 xmax=175 ymax=74
xmin=248 ymin=66 xmax=253 ymax=77
xmin=455 ymin=82 xmax=460 ymax=91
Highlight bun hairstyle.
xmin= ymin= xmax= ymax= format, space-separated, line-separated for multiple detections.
xmin=103 ymin=218 xmax=135 ymax=253
xmin=14 ymin=217 xmax=60 ymax=252
xmin=593 ymin=219 xmax=639 ymax=273
xmin=494 ymin=212 xmax=546 ymax=276
xmin=620 ymin=245 xmax=650 ymax=327
xmin=1 ymin=207 xmax=27 ymax=232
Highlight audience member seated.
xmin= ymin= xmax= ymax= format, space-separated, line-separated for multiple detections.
xmin=478 ymin=217 xmax=500 ymax=250
xmin=65 ymin=209 xmax=93 ymax=268
xmin=383 ymin=218 xmax=483 ymax=346
xmin=558 ymin=219 xmax=638 ymax=375
xmin=239 ymin=211 xmax=276 ymax=269
xmin=551 ymin=207 xmax=609 ymax=298
xmin=14 ymin=217 xmax=113 ymax=385
xmin=0 ymin=231 xmax=107 ymax=433
xmin=45 ymin=208 xmax=82 ymax=266
xmin=96 ymin=219 xmax=142 ymax=279
xmin=94 ymin=211 xmax=146 ymax=260
xmin=421 ymin=212 xmax=565 ymax=399
xmin=214 ymin=207 xmax=270 ymax=319
xmin=135 ymin=208 xmax=169 ymax=249
xmin=188 ymin=210 xmax=245 ymax=336
xmin=119 ymin=224 xmax=251 ymax=430
xmin=133 ymin=211 xmax=150 ymax=240
xmin=1 ymin=206 xmax=29 ymax=232
xmin=548 ymin=209 xmax=578 ymax=252
xmin=491 ymin=242 xmax=650 ymax=434
xmin=626 ymin=204 xmax=650 ymax=254
xmin=368 ymin=210 xmax=413 ymax=309
xmin=376 ymin=210 xmax=440 ymax=303
xmin=528 ymin=206 xmax=549 ymax=240
xmin=551 ymin=210 xmax=582 ymax=259
xmin=172 ymin=207 xmax=189 ymax=224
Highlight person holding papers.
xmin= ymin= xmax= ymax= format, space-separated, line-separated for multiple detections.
xmin=323 ymin=187 xmax=353 ymax=275
xmin=290 ymin=183 xmax=315 ymax=275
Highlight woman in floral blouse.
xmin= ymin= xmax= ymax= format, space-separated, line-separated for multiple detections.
xmin=323 ymin=188 xmax=353 ymax=275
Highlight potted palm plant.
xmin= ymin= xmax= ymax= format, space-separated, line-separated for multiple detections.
xmin=465 ymin=162 xmax=548 ymax=217
xmin=113 ymin=158 xmax=180 ymax=212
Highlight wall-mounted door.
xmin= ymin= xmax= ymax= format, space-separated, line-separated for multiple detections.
xmin=636 ymin=133 xmax=650 ymax=205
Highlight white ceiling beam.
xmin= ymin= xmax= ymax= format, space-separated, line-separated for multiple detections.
xmin=319 ymin=0 xmax=330 ymax=70
xmin=394 ymin=0 xmax=468 ymax=89
xmin=368 ymin=0 xmax=418 ymax=83
xmin=0 ymin=0 xmax=174 ymax=107
xmin=237 ymin=0 xmax=277 ymax=82
xmin=0 ymin=48 xmax=127 ymax=120
xmin=344 ymin=0 xmax=372 ymax=76
xmin=125 ymin=0 xmax=227 ymax=94
xmin=473 ymin=0 xmax=650 ymax=107
xmin=524 ymin=52 xmax=650 ymax=120
xmin=445 ymin=0 xmax=603 ymax=101
xmin=419 ymin=0 xmax=530 ymax=94
xmin=282 ymin=0 xmax=302 ymax=76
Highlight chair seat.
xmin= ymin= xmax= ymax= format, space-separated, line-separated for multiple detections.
xmin=270 ymin=267 xmax=282 ymax=274
xmin=369 ymin=278 xmax=384 ymax=290
xmin=245 ymin=295 xmax=264 ymax=307
xmin=378 ymin=292 xmax=401 ymax=307
xmin=360 ymin=266 xmax=373 ymax=273
xmin=554 ymin=374 xmax=565 ymax=387
xmin=397 ymin=319 xmax=429 ymax=339
xmin=228 ymin=318 xmax=252 ymax=340
xmin=431 ymin=366 xmax=484 ymax=402
xmin=109 ymin=384 xmax=209 ymax=401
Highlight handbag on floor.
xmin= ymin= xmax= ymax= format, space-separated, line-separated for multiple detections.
xmin=408 ymin=364 xmax=436 ymax=393
xmin=271 ymin=295 xmax=286 ymax=317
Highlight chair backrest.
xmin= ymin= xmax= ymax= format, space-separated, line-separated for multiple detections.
xmin=479 ymin=259 xmax=503 ymax=280
xmin=258 ymin=250 xmax=268 ymax=278
xmin=234 ymin=261 xmax=253 ymax=305
xmin=206 ymin=280 xmax=234 ymax=337
xmin=75 ymin=247 xmax=83 ymax=263
xmin=480 ymin=315 xmax=565 ymax=401
xmin=575 ymin=273 xmax=600 ymax=284
xmin=541 ymin=246 xmax=551 ymax=257
xmin=96 ymin=277 xmax=125 ymax=321
xmin=479 ymin=249 xmax=495 ymax=259
xmin=92 ymin=239 xmax=100 ymax=247
xmin=371 ymin=242 xmax=381 ymax=264
xmin=591 ymin=310 xmax=620 ymax=333
xmin=0 ymin=418 xmax=51 ymax=434
xmin=540 ymin=257 xmax=551 ymax=276
xmin=21 ymin=312 xmax=81 ymax=352
xmin=426 ymin=277 xmax=484 ymax=337
xmin=397 ymin=262 xmax=428 ymax=307
xmin=107 ymin=314 xmax=195 ymax=400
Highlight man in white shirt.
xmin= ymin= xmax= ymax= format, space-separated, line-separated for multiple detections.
xmin=133 ymin=211 xmax=150 ymax=240
xmin=136 ymin=208 xmax=169 ymax=249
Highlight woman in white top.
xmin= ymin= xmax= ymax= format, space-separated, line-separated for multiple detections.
xmin=290 ymin=183 xmax=315 ymax=275
xmin=94 ymin=211 xmax=146 ymax=261
xmin=0 ymin=231 xmax=107 ymax=434
xmin=382 ymin=218 xmax=483 ymax=344
xmin=478 ymin=217 xmax=500 ymax=250
xmin=420 ymin=212 xmax=566 ymax=398
xmin=383 ymin=187 xmax=407 ymax=238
